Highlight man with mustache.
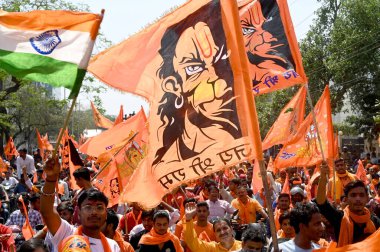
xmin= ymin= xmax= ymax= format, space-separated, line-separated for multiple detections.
xmin=40 ymin=157 xmax=120 ymax=252
xmin=184 ymin=202 xmax=242 ymax=251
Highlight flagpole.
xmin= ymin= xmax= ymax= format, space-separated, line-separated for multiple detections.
xmin=91 ymin=133 xmax=138 ymax=182
xmin=305 ymin=84 xmax=326 ymax=161
xmin=53 ymin=94 xmax=78 ymax=157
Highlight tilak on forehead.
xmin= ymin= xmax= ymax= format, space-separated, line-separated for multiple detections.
xmin=194 ymin=23 xmax=214 ymax=58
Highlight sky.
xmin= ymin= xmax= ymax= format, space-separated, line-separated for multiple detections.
xmin=72 ymin=0 xmax=321 ymax=116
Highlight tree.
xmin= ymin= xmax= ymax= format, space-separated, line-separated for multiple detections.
xmin=300 ymin=0 xmax=379 ymax=145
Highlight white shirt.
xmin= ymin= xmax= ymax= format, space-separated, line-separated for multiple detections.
xmin=273 ymin=239 xmax=320 ymax=252
xmin=59 ymin=180 xmax=70 ymax=201
xmin=48 ymin=219 xmax=120 ymax=252
xmin=16 ymin=154 xmax=35 ymax=179
xmin=129 ymin=223 xmax=144 ymax=237
xmin=1 ymin=177 xmax=18 ymax=187
xmin=206 ymin=199 xmax=236 ymax=220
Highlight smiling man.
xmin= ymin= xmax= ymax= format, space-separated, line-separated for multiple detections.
xmin=40 ymin=157 xmax=120 ymax=252
xmin=316 ymin=161 xmax=380 ymax=247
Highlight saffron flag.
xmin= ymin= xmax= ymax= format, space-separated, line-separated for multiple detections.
xmin=36 ymin=129 xmax=53 ymax=161
xmin=251 ymin=159 xmax=263 ymax=194
xmin=0 ymin=10 xmax=102 ymax=98
xmin=89 ymin=0 xmax=263 ymax=208
xmin=266 ymin=156 xmax=278 ymax=175
xmin=113 ymin=105 xmax=124 ymax=126
xmin=79 ymin=107 xmax=147 ymax=157
xmin=355 ymin=159 xmax=368 ymax=185
xmin=62 ymin=138 xmax=84 ymax=190
xmin=4 ymin=136 xmax=18 ymax=161
xmin=281 ymin=173 xmax=290 ymax=194
xmin=237 ymin=0 xmax=307 ymax=95
xmin=0 ymin=157 xmax=8 ymax=172
xmin=90 ymin=101 xmax=114 ymax=129
xmin=93 ymin=137 xmax=144 ymax=207
xmin=262 ymin=86 xmax=306 ymax=150
xmin=274 ymin=86 xmax=335 ymax=169
xmin=313 ymin=228 xmax=380 ymax=252
xmin=18 ymin=195 xmax=34 ymax=240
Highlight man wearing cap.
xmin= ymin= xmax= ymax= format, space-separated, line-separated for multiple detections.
xmin=290 ymin=187 xmax=305 ymax=207
xmin=327 ymin=158 xmax=357 ymax=203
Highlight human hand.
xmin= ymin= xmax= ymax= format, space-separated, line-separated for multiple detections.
xmin=43 ymin=155 xmax=60 ymax=181
xmin=185 ymin=202 xmax=197 ymax=221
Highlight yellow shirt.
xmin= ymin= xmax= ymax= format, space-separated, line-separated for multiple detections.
xmin=184 ymin=220 xmax=242 ymax=252
xmin=231 ymin=197 xmax=263 ymax=224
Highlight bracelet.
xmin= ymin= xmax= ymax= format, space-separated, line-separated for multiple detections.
xmin=41 ymin=187 xmax=56 ymax=197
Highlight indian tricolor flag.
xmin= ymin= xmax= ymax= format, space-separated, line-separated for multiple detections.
xmin=0 ymin=10 xmax=102 ymax=98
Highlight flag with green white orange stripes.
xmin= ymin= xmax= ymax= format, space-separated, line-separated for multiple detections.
xmin=0 ymin=9 xmax=102 ymax=98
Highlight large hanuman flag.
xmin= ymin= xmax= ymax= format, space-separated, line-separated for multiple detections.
xmin=4 ymin=136 xmax=18 ymax=161
xmin=274 ymin=86 xmax=334 ymax=169
xmin=93 ymin=137 xmax=144 ymax=207
xmin=262 ymin=86 xmax=306 ymax=150
xmin=89 ymin=0 xmax=262 ymax=208
xmin=0 ymin=10 xmax=102 ymax=98
xmin=90 ymin=101 xmax=114 ymax=129
xmin=79 ymin=107 xmax=147 ymax=157
xmin=237 ymin=0 xmax=307 ymax=95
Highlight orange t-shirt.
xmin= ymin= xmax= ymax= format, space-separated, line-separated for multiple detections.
xmin=231 ymin=197 xmax=263 ymax=224
xmin=180 ymin=221 xmax=216 ymax=252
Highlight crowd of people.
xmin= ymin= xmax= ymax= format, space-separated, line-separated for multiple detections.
xmin=0 ymin=146 xmax=378 ymax=252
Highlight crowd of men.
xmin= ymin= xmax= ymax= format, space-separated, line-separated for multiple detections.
xmin=0 ymin=146 xmax=378 ymax=252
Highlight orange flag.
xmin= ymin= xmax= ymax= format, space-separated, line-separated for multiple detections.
xmin=89 ymin=0 xmax=263 ymax=208
xmin=274 ymin=86 xmax=335 ymax=169
xmin=0 ymin=157 xmax=8 ymax=172
xmin=93 ymin=136 xmax=144 ymax=207
xmin=113 ymin=105 xmax=124 ymax=126
xmin=313 ymin=228 xmax=380 ymax=252
xmin=281 ymin=173 xmax=290 ymax=194
xmin=251 ymin=159 xmax=263 ymax=194
xmin=355 ymin=159 xmax=368 ymax=185
xmin=61 ymin=138 xmax=84 ymax=190
xmin=4 ymin=136 xmax=18 ymax=161
xmin=79 ymin=107 xmax=148 ymax=157
xmin=36 ymin=129 xmax=53 ymax=161
xmin=266 ymin=156 xmax=278 ymax=175
xmin=334 ymin=132 xmax=339 ymax=158
xmin=237 ymin=0 xmax=307 ymax=95
xmin=90 ymin=101 xmax=114 ymax=129
xmin=262 ymin=86 xmax=306 ymax=150
xmin=18 ymin=195 xmax=34 ymax=240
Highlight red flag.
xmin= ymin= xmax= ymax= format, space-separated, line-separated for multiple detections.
xmin=18 ymin=195 xmax=34 ymax=240
xmin=90 ymin=101 xmax=114 ymax=129
xmin=89 ymin=0 xmax=263 ymax=208
xmin=237 ymin=0 xmax=307 ymax=95
xmin=274 ymin=86 xmax=335 ymax=169
xmin=251 ymin=159 xmax=263 ymax=194
xmin=262 ymin=86 xmax=306 ymax=150
xmin=113 ymin=105 xmax=124 ymax=126
xmin=356 ymin=159 xmax=368 ymax=185
xmin=79 ymin=107 xmax=147 ymax=157
xmin=4 ymin=136 xmax=18 ymax=161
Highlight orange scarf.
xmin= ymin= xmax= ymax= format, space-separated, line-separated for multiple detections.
xmin=332 ymin=171 xmax=356 ymax=201
xmin=338 ymin=207 xmax=376 ymax=247
xmin=75 ymin=226 xmax=112 ymax=252
xmin=139 ymin=228 xmax=183 ymax=252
